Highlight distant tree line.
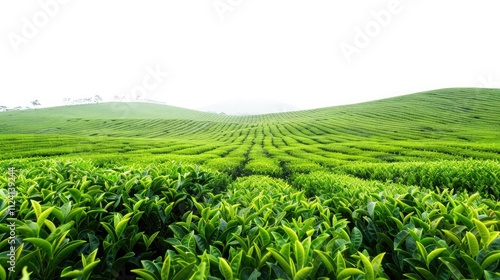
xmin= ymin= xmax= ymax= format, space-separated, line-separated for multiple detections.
xmin=0 ymin=106 xmax=30 ymax=111
xmin=0 ymin=94 xmax=169 ymax=112
xmin=0 ymin=99 xmax=39 ymax=112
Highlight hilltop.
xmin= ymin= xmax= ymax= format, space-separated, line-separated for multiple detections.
xmin=0 ymin=88 xmax=499 ymax=141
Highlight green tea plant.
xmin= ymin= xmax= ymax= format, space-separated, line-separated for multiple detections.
xmin=0 ymin=160 xmax=227 ymax=279
xmin=1 ymin=159 xmax=500 ymax=279
xmin=338 ymin=159 xmax=500 ymax=196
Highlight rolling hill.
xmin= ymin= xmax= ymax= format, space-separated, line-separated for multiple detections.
xmin=1 ymin=88 xmax=500 ymax=279
xmin=1 ymin=88 xmax=499 ymax=138
xmin=1 ymin=87 xmax=499 ymax=169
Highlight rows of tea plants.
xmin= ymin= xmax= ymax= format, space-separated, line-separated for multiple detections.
xmin=3 ymin=89 xmax=500 ymax=143
xmin=338 ymin=159 xmax=500 ymax=197
xmin=1 ymin=159 xmax=500 ymax=279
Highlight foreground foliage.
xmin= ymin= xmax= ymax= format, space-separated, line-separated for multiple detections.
xmin=1 ymin=160 xmax=499 ymax=279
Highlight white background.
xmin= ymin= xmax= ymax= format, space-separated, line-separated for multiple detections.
xmin=1 ymin=0 xmax=499 ymax=113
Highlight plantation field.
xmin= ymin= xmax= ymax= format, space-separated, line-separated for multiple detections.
xmin=1 ymin=88 xmax=500 ymax=279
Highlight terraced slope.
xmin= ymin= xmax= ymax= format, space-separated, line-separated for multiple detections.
xmin=1 ymin=88 xmax=499 ymax=178
xmin=1 ymin=88 xmax=498 ymax=139
xmin=2 ymin=88 xmax=499 ymax=280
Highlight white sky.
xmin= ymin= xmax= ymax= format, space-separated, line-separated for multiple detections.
xmin=1 ymin=0 xmax=500 ymax=111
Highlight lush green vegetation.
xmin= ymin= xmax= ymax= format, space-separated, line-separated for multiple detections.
xmin=0 ymin=88 xmax=499 ymax=279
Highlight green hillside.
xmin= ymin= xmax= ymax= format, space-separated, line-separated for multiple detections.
xmin=1 ymin=88 xmax=500 ymax=279
xmin=1 ymin=88 xmax=499 ymax=140
xmin=1 ymin=88 xmax=499 ymax=166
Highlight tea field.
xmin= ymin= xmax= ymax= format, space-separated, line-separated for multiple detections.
xmin=1 ymin=88 xmax=500 ymax=279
